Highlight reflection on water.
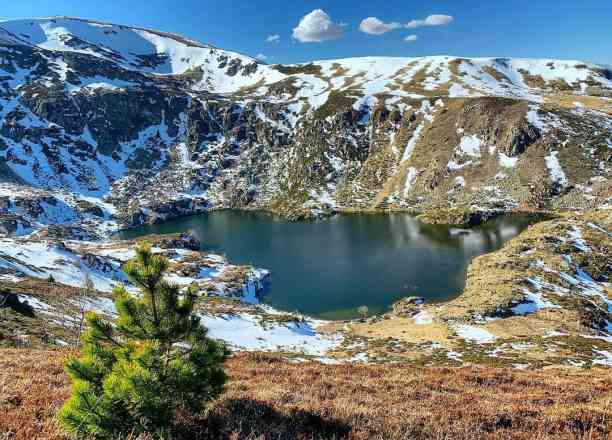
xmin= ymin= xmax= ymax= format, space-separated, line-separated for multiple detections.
xmin=120 ymin=211 xmax=537 ymax=319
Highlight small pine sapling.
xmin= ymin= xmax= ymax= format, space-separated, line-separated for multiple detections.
xmin=59 ymin=242 xmax=229 ymax=438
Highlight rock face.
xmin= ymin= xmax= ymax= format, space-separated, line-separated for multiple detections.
xmin=0 ymin=17 xmax=611 ymax=231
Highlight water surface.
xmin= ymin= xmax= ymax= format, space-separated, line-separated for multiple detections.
xmin=120 ymin=211 xmax=536 ymax=319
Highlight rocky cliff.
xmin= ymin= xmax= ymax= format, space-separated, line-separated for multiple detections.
xmin=0 ymin=17 xmax=610 ymax=231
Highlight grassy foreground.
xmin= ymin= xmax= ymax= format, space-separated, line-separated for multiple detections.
xmin=1 ymin=348 xmax=610 ymax=439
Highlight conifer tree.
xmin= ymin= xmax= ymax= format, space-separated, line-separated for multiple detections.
xmin=59 ymin=242 xmax=229 ymax=438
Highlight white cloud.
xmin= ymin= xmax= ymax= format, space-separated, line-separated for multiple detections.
xmin=404 ymin=34 xmax=418 ymax=43
xmin=292 ymin=9 xmax=344 ymax=43
xmin=359 ymin=17 xmax=401 ymax=35
xmin=266 ymin=34 xmax=280 ymax=43
xmin=256 ymin=53 xmax=268 ymax=61
xmin=406 ymin=14 xmax=454 ymax=29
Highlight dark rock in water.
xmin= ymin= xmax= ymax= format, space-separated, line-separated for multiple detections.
xmin=417 ymin=208 xmax=502 ymax=227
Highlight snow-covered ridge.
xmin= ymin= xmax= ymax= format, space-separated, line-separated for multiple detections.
xmin=0 ymin=16 xmax=232 ymax=72
xmin=1 ymin=16 xmax=611 ymax=99
xmin=288 ymin=56 xmax=612 ymax=105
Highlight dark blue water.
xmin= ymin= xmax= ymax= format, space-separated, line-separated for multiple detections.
xmin=120 ymin=211 xmax=536 ymax=319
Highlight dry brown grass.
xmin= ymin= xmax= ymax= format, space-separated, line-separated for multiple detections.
xmin=0 ymin=277 xmax=96 ymax=299
xmin=482 ymin=66 xmax=513 ymax=84
xmin=545 ymin=94 xmax=612 ymax=116
xmin=350 ymin=316 xmax=451 ymax=346
xmin=1 ymin=348 xmax=611 ymax=440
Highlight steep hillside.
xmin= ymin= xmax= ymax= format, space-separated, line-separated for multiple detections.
xmin=0 ymin=17 xmax=610 ymax=228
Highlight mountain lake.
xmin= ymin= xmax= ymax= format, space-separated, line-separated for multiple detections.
xmin=120 ymin=211 xmax=538 ymax=319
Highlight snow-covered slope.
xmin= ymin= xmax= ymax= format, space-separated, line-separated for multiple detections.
xmin=0 ymin=16 xmax=230 ymax=73
xmin=2 ymin=17 xmax=611 ymax=98
xmin=264 ymin=56 xmax=612 ymax=106
xmin=0 ymin=16 xmax=610 ymax=227
xmin=0 ymin=16 xmax=285 ymax=93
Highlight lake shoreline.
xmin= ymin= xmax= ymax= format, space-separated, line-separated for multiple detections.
xmin=2 ymin=208 xmax=610 ymax=368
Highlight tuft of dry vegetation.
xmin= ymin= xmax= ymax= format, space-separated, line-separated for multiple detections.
xmin=1 ymin=348 xmax=611 ymax=439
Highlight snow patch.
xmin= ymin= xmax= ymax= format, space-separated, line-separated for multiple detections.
xmin=545 ymin=151 xmax=567 ymax=186
xmin=200 ymin=312 xmax=341 ymax=355
xmin=499 ymin=153 xmax=518 ymax=168
xmin=457 ymin=135 xmax=483 ymax=158
xmin=454 ymin=324 xmax=497 ymax=343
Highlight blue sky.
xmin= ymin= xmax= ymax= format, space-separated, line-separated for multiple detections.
xmin=1 ymin=0 xmax=611 ymax=65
